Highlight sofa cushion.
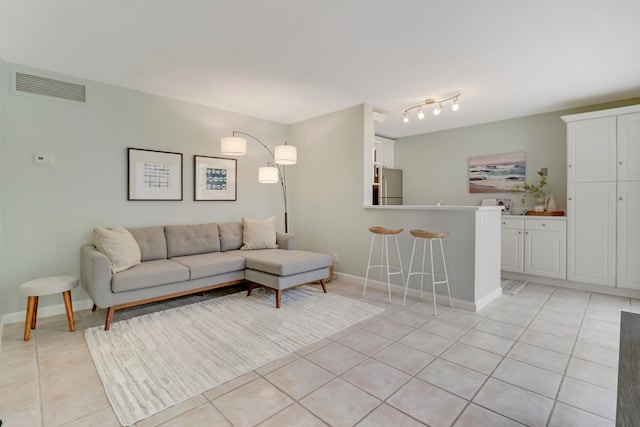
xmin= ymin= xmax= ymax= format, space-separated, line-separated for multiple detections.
xmin=128 ymin=226 xmax=167 ymax=261
xmin=93 ymin=225 xmax=141 ymax=273
xmin=241 ymin=216 xmax=277 ymax=250
xmin=165 ymin=223 xmax=221 ymax=258
xmin=171 ymin=252 xmax=246 ymax=280
xmin=111 ymin=259 xmax=190 ymax=293
xmin=219 ymin=221 xmax=243 ymax=252
xmin=230 ymin=249 xmax=332 ymax=276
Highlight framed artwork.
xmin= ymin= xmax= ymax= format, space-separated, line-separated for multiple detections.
xmin=469 ymin=151 xmax=526 ymax=193
xmin=128 ymin=148 xmax=183 ymax=201
xmin=497 ymin=198 xmax=512 ymax=214
xmin=194 ymin=155 xmax=237 ymax=201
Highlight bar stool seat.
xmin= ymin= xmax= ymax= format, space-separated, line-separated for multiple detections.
xmin=364 ymin=226 xmax=405 ymax=302
xmin=403 ymin=229 xmax=452 ymax=314
xmin=18 ymin=275 xmax=79 ymax=341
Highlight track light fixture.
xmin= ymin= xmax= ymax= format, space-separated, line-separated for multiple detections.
xmin=403 ymin=93 xmax=460 ymax=123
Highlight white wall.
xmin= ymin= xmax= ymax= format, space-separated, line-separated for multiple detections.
xmin=0 ymin=62 xmax=289 ymax=315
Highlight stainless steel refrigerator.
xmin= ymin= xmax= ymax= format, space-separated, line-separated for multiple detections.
xmin=376 ymin=167 xmax=403 ymax=205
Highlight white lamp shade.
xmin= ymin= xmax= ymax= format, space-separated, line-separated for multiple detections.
xmin=258 ymin=166 xmax=279 ymax=183
xmin=274 ymin=144 xmax=297 ymax=165
xmin=221 ymin=136 xmax=247 ymax=156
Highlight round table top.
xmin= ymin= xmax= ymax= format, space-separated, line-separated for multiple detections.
xmin=19 ymin=275 xmax=79 ymax=296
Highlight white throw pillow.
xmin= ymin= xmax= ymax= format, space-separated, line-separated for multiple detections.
xmin=94 ymin=225 xmax=142 ymax=273
xmin=241 ymin=216 xmax=278 ymax=250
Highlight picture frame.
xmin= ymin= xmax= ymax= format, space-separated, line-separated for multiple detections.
xmin=497 ymin=198 xmax=512 ymax=214
xmin=194 ymin=155 xmax=237 ymax=201
xmin=128 ymin=148 xmax=183 ymax=201
xmin=469 ymin=152 xmax=526 ymax=193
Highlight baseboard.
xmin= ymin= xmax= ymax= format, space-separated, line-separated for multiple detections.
xmin=2 ymin=298 xmax=94 ymax=325
xmin=500 ymin=272 xmax=640 ymax=299
xmin=335 ymin=272 xmax=479 ymax=312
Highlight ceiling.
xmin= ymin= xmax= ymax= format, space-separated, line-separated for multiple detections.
xmin=1 ymin=1 xmax=640 ymax=139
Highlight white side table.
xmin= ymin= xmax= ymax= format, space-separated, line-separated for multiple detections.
xmin=18 ymin=275 xmax=79 ymax=341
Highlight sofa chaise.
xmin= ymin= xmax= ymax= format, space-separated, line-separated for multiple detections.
xmin=81 ymin=220 xmax=332 ymax=330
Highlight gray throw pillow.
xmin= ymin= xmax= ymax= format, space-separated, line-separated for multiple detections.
xmin=219 ymin=221 xmax=243 ymax=252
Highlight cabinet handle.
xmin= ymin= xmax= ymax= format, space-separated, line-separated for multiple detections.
xmin=619 ymin=197 xmax=623 ymax=201
xmin=568 ymin=197 xmax=572 ymax=201
xmin=541 ymin=223 xmax=546 ymax=227
xmin=525 ymin=232 xmax=529 ymax=235
xmin=619 ymin=161 xmax=623 ymax=165
xmin=568 ymin=164 xmax=572 ymax=167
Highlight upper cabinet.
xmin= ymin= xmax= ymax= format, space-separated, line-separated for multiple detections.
xmin=618 ymin=112 xmax=640 ymax=181
xmin=566 ymin=110 xmax=640 ymax=182
xmin=567 ymin=116 xmax=616 ymax=182
xmin=373 ymin=135 xmax=395 ymax=169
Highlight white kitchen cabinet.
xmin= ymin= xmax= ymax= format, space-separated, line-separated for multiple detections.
xmin=501 ymin=217 xmax=566 ymax=279
xmin=563 ymin=105 xmax=640 ymax=289
xmin=618 ymin=112 xmax=640 ymax=181
xmin=566 ymin=182 xmax=616 ymax=286
xmin=374 ymin=135 xmax=395 ymax=168
xmin=567 ymin=116 xmax=616 ymax=182
xmin=617 ymin=181 xmax=640 ymax=290
xmin=524 ymin=219 xmax=566 ymax=279
xmin=501 ymin=218 xmax=524 ymax=273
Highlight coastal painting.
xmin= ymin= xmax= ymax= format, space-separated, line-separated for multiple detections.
xmin=469 ymin=152 xmax=526 ymax=193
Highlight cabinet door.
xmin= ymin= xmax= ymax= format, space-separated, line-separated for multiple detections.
xmin=617 ymin=112 xmax=640 ymax=181
xmin=617 ymin=181 xmax=640 ymax=289
xmin=567 ymin=117 xmax=616 ymax=182
xmin=501 ymin=227 xmax=524 ymax=273
xmin=567 ymin=182 xmax=616 ymax=286
xmin=525 ymin=230 xmax=566 ymax=279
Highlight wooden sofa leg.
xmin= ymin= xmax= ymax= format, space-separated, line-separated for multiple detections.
xmin=92 ymin=304 xmax=97 ymax=312
xmin=320 ymin=279 xmax=327 ymax=293
xmin=247 ymin=283 xmax=255 ymax=296
xmin=276 ymin=290 xmax=282 ymax=308
xmin=104 ymin=307 xmax=115 ymax=331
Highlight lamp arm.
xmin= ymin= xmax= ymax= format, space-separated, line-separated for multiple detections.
xmin=232 ymin=131 xmax=275 ymax=160
xmin=266 ymin=161 xmax=289 ymax=233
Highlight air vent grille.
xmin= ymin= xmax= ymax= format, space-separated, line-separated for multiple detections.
xmin=15 ymin=72 xmax=86 ymax=102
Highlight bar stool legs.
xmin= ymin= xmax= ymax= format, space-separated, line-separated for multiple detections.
xmin=364 ymin=226 xmax=405 ymax=303
xmin=403 ymin=230 xmax=452 ymax=315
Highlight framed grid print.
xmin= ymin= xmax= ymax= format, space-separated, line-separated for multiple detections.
xmin=128 ymin=148 xmax=183 ymax=201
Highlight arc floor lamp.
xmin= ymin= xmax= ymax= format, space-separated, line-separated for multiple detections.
xmin=220 ymin=131 xmax=297 ymax=232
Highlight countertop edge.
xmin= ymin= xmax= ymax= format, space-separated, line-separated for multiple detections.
xmin=363 ymin=205 xmax=502 ymax=212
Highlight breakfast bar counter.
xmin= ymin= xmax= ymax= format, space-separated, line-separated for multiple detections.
xmin=364 ymin=205 xmax=503 ymax=312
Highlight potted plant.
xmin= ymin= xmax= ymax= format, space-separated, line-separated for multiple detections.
xmin=514 ymin=169 xmax=547 ymax=207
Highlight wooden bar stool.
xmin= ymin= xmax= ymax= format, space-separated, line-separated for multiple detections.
xmin=363 ymin=226 xmax=405 ymax=302
xmin=403 ymin=230 xmax=452 ymax=314
xmin=18 ymin=275 xmax=79 ymax=341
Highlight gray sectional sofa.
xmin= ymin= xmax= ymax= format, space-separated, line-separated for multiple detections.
xmin=81 ymin=221 xmax=332 ymax=330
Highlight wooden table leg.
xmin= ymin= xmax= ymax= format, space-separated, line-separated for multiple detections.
xmin=31 ymin=296 xmax=39 ymax=329
xmin=23 ymin=296 xmax=36 ymax=341
xmin=62 ymin=290 xmax=76 ymax=332
xmin=276 ymin=290 xmax=282 ymax=308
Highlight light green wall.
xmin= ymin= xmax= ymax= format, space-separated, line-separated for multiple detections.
xmin=396 ymin=98 xmax=640 ymax=214
xmin=1 ymin=62 xmax=288 ymax=315
xmin=0 ymin=58 xmax=5 ymax=331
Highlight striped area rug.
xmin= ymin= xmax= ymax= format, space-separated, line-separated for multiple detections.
xmin=85 ymin=286 xmax=384 ymax=426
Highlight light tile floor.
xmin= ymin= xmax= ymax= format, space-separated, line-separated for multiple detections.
xmin=0 ymin=277 xmax=630 ymax=426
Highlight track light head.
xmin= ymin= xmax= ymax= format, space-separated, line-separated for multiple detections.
xmin=433 ymin=103 xmax=443 ymax=116
xmin=403 ymin=112 xmax=409 ymax=123
xmin=452 ymin=97 xmax=459 ymax=111
xmin=417 ymin=107 xmax=425 ymax=120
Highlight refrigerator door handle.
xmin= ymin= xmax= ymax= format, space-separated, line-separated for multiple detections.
xmin=382 ymin=177 xmax=387 ymax=205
